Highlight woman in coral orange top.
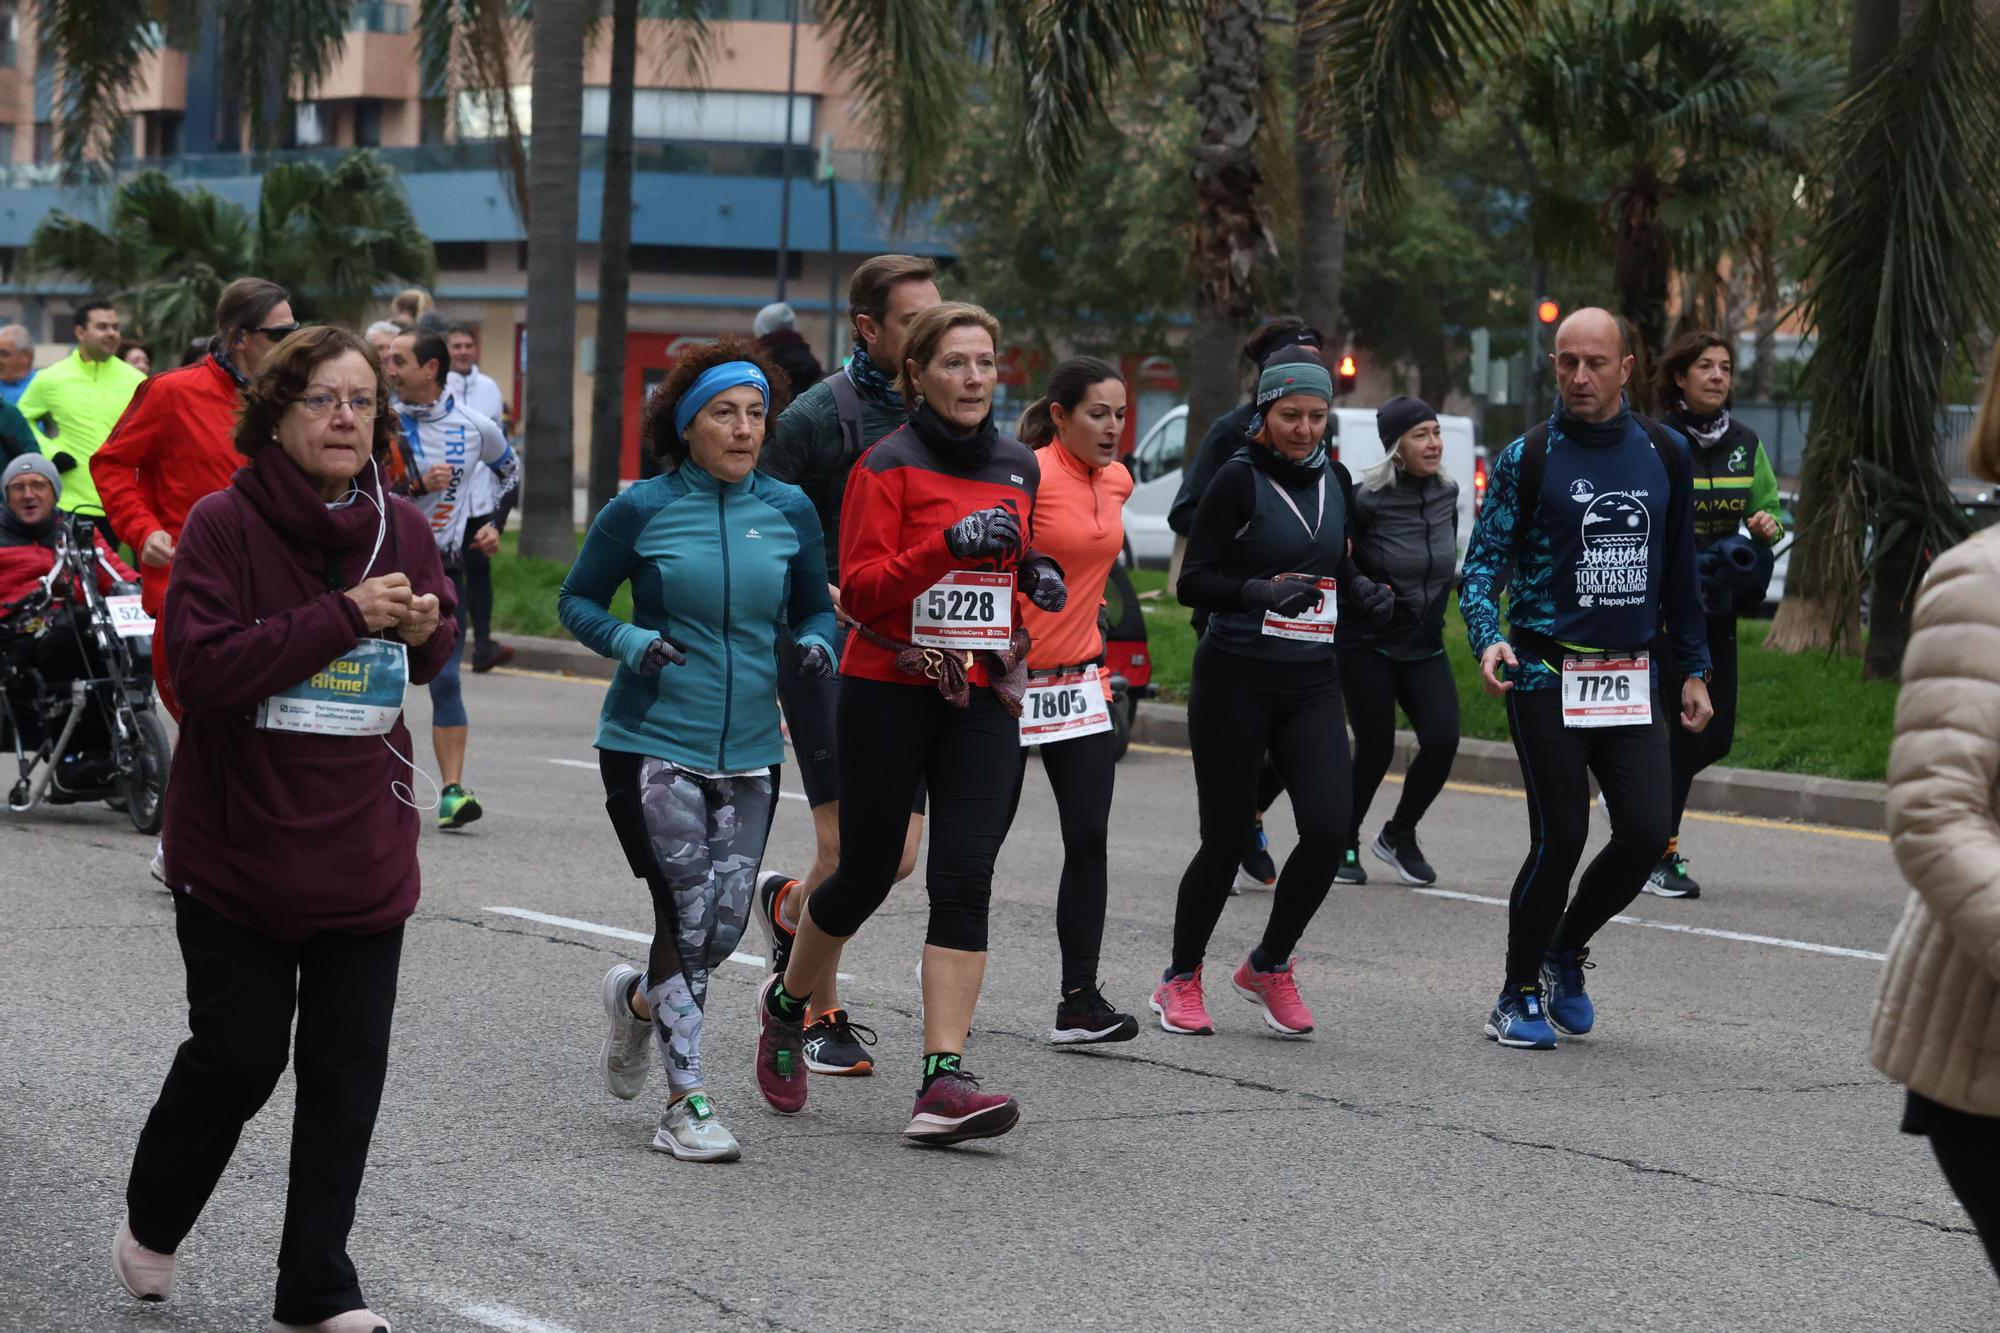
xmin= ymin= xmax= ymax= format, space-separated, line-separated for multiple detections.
xmin=1014 ymin=356 xmax=1139 ymax=1046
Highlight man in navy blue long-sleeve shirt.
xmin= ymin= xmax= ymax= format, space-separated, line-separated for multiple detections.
xmin=1458 ymin=307 xmax=1713 ymax=1050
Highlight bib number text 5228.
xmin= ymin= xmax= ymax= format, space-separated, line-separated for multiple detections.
xmin=911 ymin=570 xmax=1014 ymax=649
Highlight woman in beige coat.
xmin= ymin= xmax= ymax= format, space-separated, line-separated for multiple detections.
xmin=1869 ymin=353 xmax=2000 ymax=1277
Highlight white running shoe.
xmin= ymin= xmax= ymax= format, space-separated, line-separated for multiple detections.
xmin=149 ymin=842 xmax=168 ymax=892
xmin=600 ymin=964 xmax=652 ymax=1100
xmin=652 ymin=1093 xmax=741 ymax=1162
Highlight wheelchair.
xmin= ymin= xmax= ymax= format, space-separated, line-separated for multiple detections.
xmin=1 ymin=517 xmax=171 ymax=835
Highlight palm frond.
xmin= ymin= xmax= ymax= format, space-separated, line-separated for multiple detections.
xmin=1313 ymin=0 xmax=1538 ymax=204
xmin=419 ymin=0 xmax=531 ymax=223
xmin=218 ymin=0 xmax=348 ymax=151
xmin=32 ymin=0 xmax=169 ymax=180
xmin=814 ymin=0 xmax=974 ymax=212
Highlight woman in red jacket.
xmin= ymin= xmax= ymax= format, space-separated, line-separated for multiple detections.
xmin=755 ymin=302 xmax=1068 ymax=1147
xmin=112 ymin=326 xmax=455 ymax=1333
xmin=1012 ymin=357 xmax=1139 ymax=1045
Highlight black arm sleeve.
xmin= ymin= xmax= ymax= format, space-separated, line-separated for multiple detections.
xmin=1176 ymin=462 xmax=1259 ymax=612
xmin=1168 ymin=407 xmax=1248 ymax=537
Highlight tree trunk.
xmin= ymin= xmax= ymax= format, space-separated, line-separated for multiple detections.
xmin=1611 ymin=165 xmax=1673 ymax=366
xmin=1291 ymin=0 xmax=1345 ymax=347
xmin=1184 ymin=0 xmax=1270 ymax=462
xmin=586 ymin=0 xmax=638 ymax=526
xmin=1747 ymin=224 xmax=1779 ymax=399
xmin=519 ymin=1 xmax=588 ymax=560
xmin=1764 ymin=0 xmax=1903 ymax=656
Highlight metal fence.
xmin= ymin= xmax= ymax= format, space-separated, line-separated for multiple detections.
xmin=1733 ymin=399 xmax=1982 ymax=485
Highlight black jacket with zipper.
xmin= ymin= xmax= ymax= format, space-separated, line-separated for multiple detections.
xmin=1342 ymin=470 xmax=1459 ymax=660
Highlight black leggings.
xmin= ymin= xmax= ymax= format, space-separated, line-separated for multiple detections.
xmin=806 ymin=677 xmax=1022 ymax=952
xmin=1339 ymin=645 xmax=1460 ymax=837
xmin=1665 ymin=615 xmax=1738 ymax=836
xmin=1503 ymin=686 xmax=1671 ymax=985
xmin=1172 ymin=642 xmax=1351 ymax=974
xmin=1010 ymin=724 xmax=1118 ymax=992
xmin=127 ymin=893 xmax=402 ymax=1325
xmin=462 ymin=517 xmax=495 ymax=653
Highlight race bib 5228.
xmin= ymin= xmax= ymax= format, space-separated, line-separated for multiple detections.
xmin=912 ymin=570 xmax=1013 ymax=650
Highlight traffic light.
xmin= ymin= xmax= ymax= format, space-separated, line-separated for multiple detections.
xmin=1336 ymin=354 xmax=1358 ymax=397
xmin=1536 ymin=298 xmax=1561 ymax=326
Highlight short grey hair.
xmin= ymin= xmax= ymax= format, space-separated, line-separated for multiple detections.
xmin=364 ymin=320 xmax=402 ymax=343
xmin=0 ymin=324 xmax=32 ymax=354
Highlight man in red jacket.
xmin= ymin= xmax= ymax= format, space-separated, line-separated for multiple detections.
xmin=91 ymin=278 xmax=294 ymax=720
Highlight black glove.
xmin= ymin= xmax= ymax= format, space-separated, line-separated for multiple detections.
xmin=1244 ymin=576 xmax=1323 ymax=617
xmin=110 ymin=580 xmax=141 ymax=597
xmin=1349 ymin=574 xmax=1395 ymax=624
xmin=638 ymin=634 xmax=688 ymax=676
xmin=799 ymin=641 xmax=837 ymax=679
xmin=1019 ymin=556 xmax=1067 ymax=613
xmin=944 ymin=506 xmax=1022 ymax=561
xmin=50 ymin=452 xmax=75 ymax=473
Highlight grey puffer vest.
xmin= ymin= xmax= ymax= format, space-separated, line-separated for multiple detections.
xmin=1344 ymin=470 xmax=1459 ymax=659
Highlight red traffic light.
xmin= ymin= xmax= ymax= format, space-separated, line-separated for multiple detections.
xmin=1536 ymin=299 xmax=1560 ymax=325
xmin=1337 ymin=355 xmax=1358 ymax=377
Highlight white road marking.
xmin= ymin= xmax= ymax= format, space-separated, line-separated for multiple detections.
xmin=544 ymin=757 xmax=808 ymax=801
xmin=1410 ymin=887 xmax=1887 ymax=962
xmin=485 ymin=907 xmax=854 ymax=979
xmin=445 ymin=1299 xmax=581 ymax=1333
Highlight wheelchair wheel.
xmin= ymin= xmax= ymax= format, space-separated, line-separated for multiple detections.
xmin=120 ymin=708 xmax=171 ymax=836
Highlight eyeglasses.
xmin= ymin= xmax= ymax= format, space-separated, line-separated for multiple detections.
xmin=252 ymin=322 xmax=302 ymax=339
xmin=295 ymin=393 xmax=378 ymax=418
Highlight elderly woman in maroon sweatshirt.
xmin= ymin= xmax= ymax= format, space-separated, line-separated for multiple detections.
xmin=111 ymin=326 xmax=455 ymax=1333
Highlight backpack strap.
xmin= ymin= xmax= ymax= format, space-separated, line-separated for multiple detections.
xmin=1632 ymin=412 xmax=1681 ymax=485
xmin=824 ymin=366 xmax=866 ymax=466
xmin=1509 ymin=421 xmax=1551 ymax=576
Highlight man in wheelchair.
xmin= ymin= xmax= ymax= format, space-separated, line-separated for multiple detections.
xmin=1 ymin=454 xmax=141 ymax=795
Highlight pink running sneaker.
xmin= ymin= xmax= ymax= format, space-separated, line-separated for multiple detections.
xmin=755 ymin=975 xmax=808 ymax=1114
xmin=1231 ymin=956 xmax=1315 ymax=1035
xmin=905 ymin=1070 xmax=1020 ymax=1146
xmin=1148 ymin=966 xmax=1215 ymax=1035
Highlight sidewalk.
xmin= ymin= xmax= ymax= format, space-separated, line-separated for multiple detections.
xmin=501 ymin=633 xmax=1887 ymax=833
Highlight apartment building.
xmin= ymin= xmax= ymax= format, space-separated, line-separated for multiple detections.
xmin=0 ymin=1 xmax=953 ymax=475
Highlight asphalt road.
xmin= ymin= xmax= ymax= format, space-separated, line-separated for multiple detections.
xmin=3 ymin=664 xmax=1992 ymax=1331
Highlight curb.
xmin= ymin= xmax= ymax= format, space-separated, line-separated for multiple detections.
xmin=1132 ymin=701 xmax=1886 ymax=834
xmin=504 ymin=632 xmax=615 ymax=681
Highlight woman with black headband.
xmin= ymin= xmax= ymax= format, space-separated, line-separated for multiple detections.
xmin=560 ymin=337 xmax=836 ymax=1163
xmin=1154 ymin=347 xmax=1392 ymax=1038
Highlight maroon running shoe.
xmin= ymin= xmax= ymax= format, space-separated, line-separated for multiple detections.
xmin=755 ymin=975 xmax=807 ymax=1114
xmin=904 ymin=1071 xmax=1020 ymax=1147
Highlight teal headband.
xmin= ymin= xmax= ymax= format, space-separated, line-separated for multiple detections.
xmin=1255 ymin=360 xmax=1333 ymax=408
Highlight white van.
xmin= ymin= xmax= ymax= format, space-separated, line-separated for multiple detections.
xmin=1122 ymin=405 xmax=1480 ymax=567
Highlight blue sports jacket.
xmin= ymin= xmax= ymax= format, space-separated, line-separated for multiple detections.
xmin=559 ymin=463 xmax=836 ymax=770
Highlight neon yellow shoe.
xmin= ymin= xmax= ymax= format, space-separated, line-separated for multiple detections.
xmin=438 ymin=783 xmax=483 ymax=831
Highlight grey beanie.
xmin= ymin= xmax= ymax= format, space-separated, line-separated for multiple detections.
xmin=1377 ymin=394 xmax=1438 ymax=448
xmin=2 ymin=452 xmax=61 ymax=501
xmin=753 ymin=301 xmax=797 ymax=337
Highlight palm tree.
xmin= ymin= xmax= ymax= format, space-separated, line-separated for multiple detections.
xmin=517 ymin=0 xmax=589 ymax=562
xmin=1763 ymin=0 xmax=2000 ymax=675
xmin=1512 ymin=3 xmax=1826 ymax=362
xmin=1290 ymin=0 xmax=1346 ymax=348
xmin=24 ymin=156 xmax=435 ymax=357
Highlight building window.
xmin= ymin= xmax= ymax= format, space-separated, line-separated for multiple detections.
xmin=286 ymin=102 xmax=325 ymax=150
xmin=706 ymin=0 xmax=816 ymax=19
xmin=433 ymin=242 xmax=487 ymax=271
xmin=456 ymin=86 xmax=533 ymax=140
xmin=630 ymin=244 xmax=800 ymax=280
xmin=0 ymin=125 xmax=14 ymax=165
xmin=419 ymin=96 xmax=448 ymax=146
xmin=0 ymin=3 xmax=18 ymax=69
xmin=31 ymin=120 xmax=51 ymax=165
xmin=347 ymin=1 xmax=410 ymax=34
xmin=143 ymin=111 xmax=183 ymax=158
xmin=581 ymin=88 xmax=814 ymax=146
xmin=355 ymin=99 xmax=383 ymax=148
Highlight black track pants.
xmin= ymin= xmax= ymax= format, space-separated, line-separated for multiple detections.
xmin=1502 ymin=686 xmax=1671 ymax=985
xmin=1172 ymin=642 xmax=1351 ymax=975
xmin=1011 ymin=724 xmax=1119 ymax=992
xmin=806 ymin=677 xmax=1022 ymax=952
xmin=463 ymin=516 xmax=495 ymax=653
xmin=1339 ymin=645 xmax=1460 ymax=837
xmin=1665 ymin=616 xmax=1738 ymax=836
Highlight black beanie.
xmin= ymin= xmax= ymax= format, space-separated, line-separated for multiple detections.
xmin=1377 ymin=395 xmax=1438 ymax=448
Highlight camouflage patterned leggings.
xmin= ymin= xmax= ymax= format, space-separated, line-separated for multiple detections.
xmin=600 ymin=751 xmax=778 ymax=1097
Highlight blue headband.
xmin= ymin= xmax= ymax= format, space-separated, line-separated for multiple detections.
xmin=674 ymin=361 xmax=770 ymax=436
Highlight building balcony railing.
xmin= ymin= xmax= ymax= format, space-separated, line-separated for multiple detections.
xmin=347 ymin=1 xmax=410 ymax=35
xmin=0 ymin=137 xmax=877 ymax=190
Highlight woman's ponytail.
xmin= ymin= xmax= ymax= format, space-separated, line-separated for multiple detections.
xmin=1016 ymin=396 xmax=1057 ymax=447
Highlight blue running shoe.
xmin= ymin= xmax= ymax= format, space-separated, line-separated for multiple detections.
xmin=1484 ymin=983 xmax=1559 ymax=1050
xmin=1540 ymin=947 xmax=1596 ymax=1036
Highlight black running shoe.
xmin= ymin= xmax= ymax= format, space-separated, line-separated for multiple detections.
xmin=1334 ymin=842 xmax=1369 ymax=885
xmin=1234 ymin=819 xmax=1277 ymax=892
xmin=1049 ymin=985 xmax=1140 ymax=1045
xmin=470 ymin=641 xmax=515 ymax=672
xmin=1371 ymin=824 xmax=1437 ymax=886
xmin=1643 ymin=852 xmax=1701 ymax=899
xmin=802 ymin=1009 xmax=878 ymax=1076
xmin=755 ymin=870 xmax=797 ymax=975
